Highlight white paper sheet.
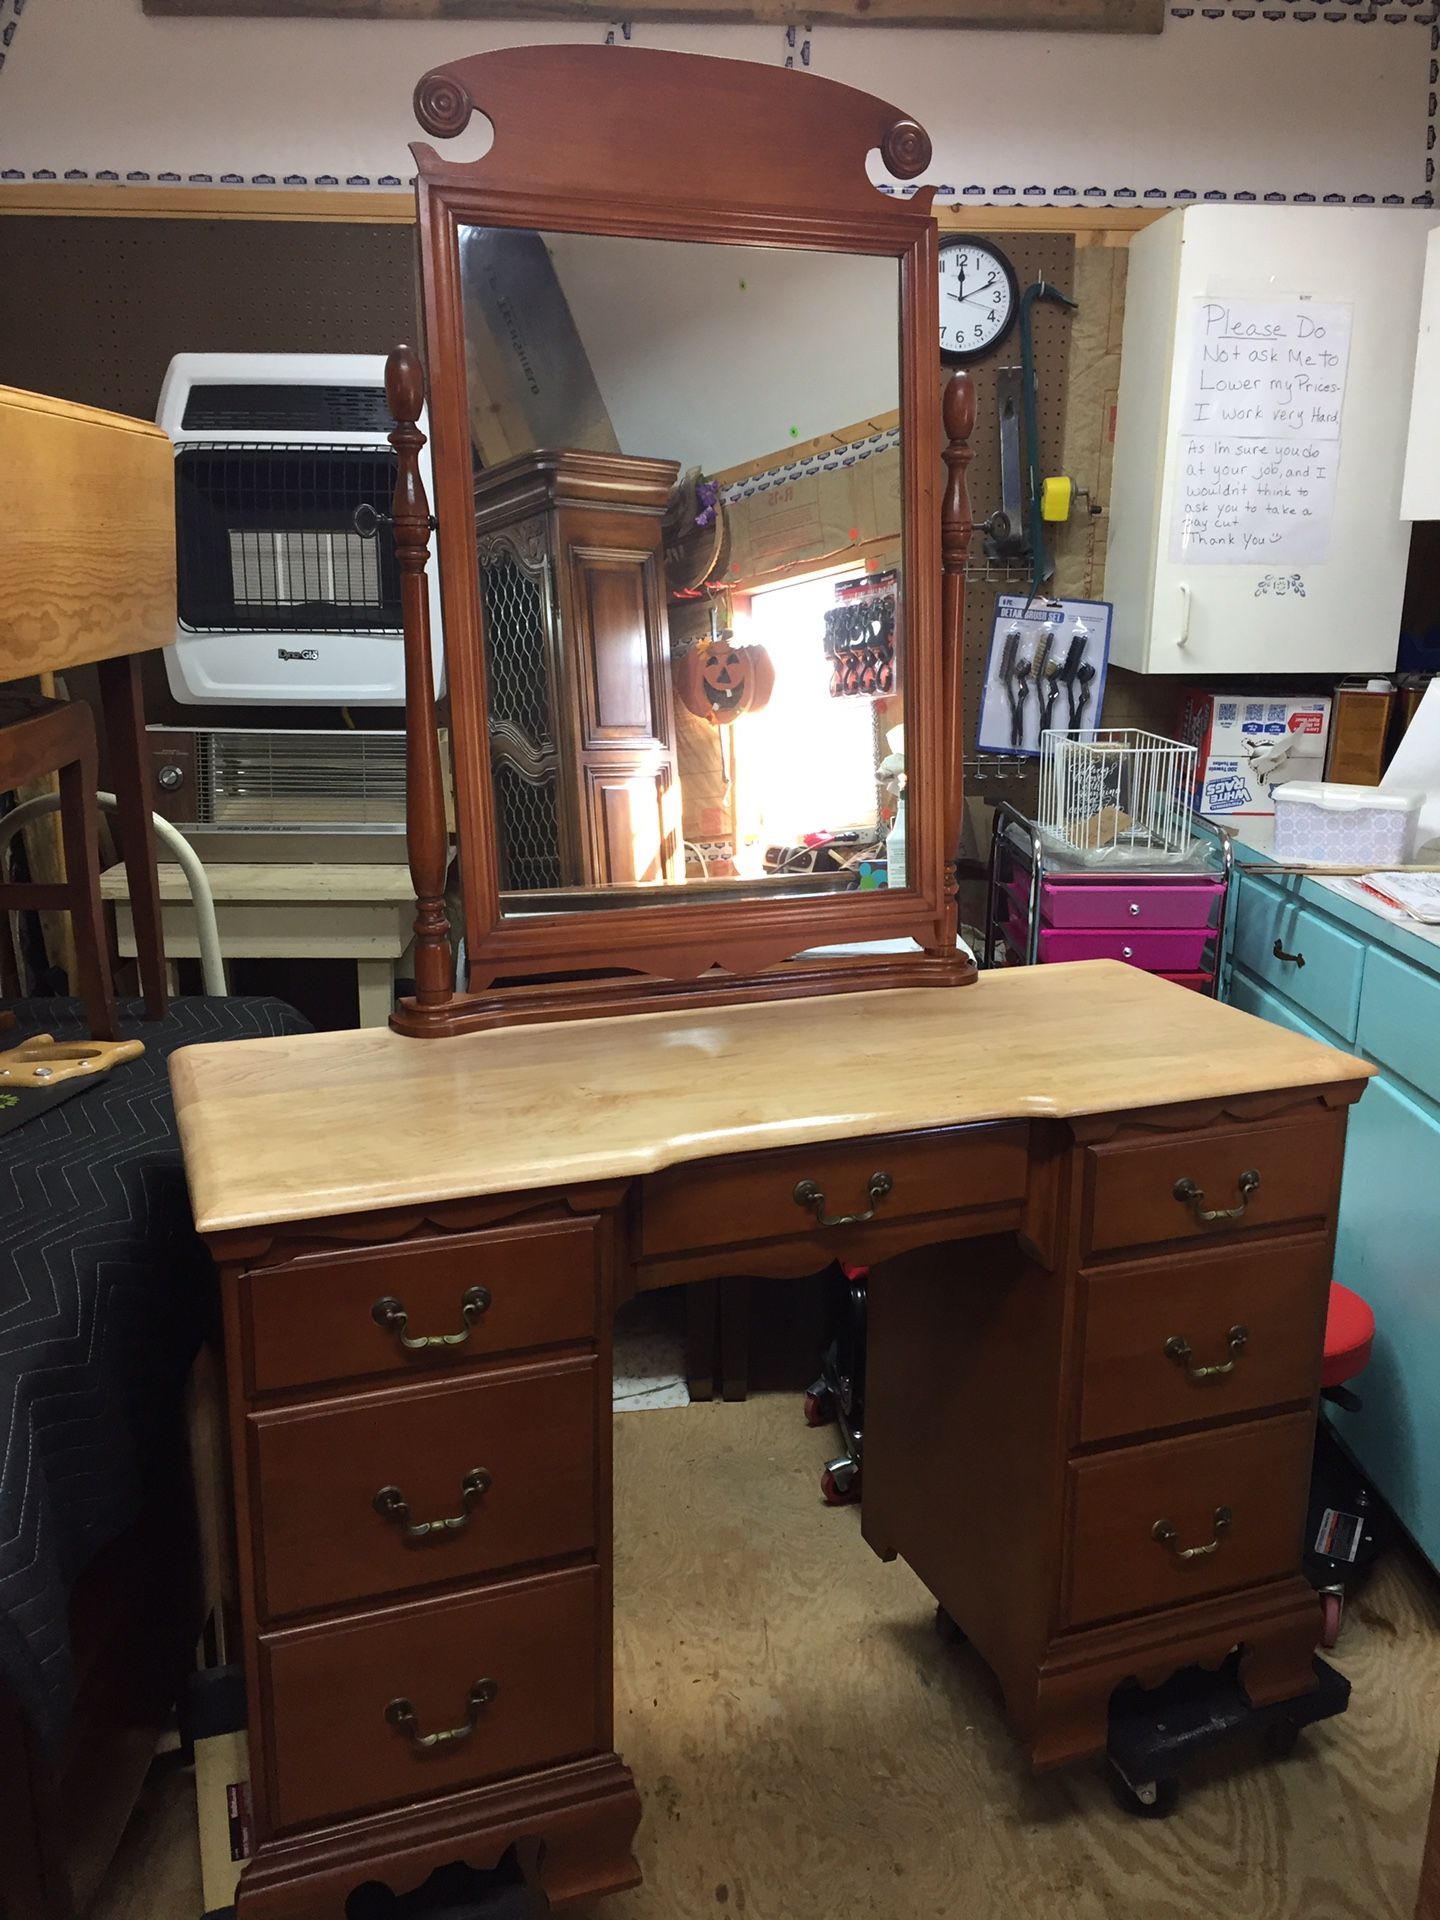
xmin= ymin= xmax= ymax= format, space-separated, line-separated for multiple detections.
xmin=1381 ymin=678 xmax=1440 ymax=854
xmin=1170 ymin=297 xmax=1352 ymax=568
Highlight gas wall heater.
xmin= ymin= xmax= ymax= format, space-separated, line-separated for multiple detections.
xmin=158 ymin=353 xmax=445 ymax=707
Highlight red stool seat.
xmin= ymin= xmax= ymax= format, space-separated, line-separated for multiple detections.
xmin=1322 ymin=1282 xmax=1374 ymax=1389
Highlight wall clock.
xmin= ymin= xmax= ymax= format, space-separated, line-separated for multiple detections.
xmin=938 ymin=235 xmax=1019 ymax=366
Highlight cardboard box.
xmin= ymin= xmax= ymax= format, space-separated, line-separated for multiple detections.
xmin=1179 ymin=691 xmax=1332 ymax=819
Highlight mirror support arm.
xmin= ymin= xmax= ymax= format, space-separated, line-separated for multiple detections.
xmin=940 ymin=370 xmax=977 ymax=923
xmin=387 ymin=343 xmax=455 ymax=1025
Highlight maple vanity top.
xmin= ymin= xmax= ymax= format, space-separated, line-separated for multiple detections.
xmin=169 ymin=960 xmax=1371 ymax=1236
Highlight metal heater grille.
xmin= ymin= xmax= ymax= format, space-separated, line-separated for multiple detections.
xmin=180 ymin=384 xmax=395 ymax=433
xmin=175 ymin=444 xmax=402 ymax=634
xmin=198 ymin=729 xmax=409 ymax=829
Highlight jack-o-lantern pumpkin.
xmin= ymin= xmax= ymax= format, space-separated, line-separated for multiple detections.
xmin=675 ymin=638 xmax=775 ymax=727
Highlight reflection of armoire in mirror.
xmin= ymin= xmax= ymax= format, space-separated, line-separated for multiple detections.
xmin=474 ymin=448 xmax=682 ymax=892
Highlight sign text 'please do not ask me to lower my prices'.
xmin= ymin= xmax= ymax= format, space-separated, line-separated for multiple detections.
xmin=1170 ymin=298 xmax=1352 ymax=567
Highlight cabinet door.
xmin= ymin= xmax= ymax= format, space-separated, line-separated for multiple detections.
xmin=1326 ymin=1075 xmax=1440 ymax=1573
xmin=584 ymin=759 xmax=677 ymax=887
xmin=1108 ymin=206 xmax=1430 ymax=676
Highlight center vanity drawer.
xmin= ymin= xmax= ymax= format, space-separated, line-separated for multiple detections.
xmin=249 ymin=1356 xmax=598 ymax=1621
xmin=1077 ymin=1238 xmax=1330 ymax=1445
xmin=260 ymin=1565 xmax=600 ymax=1832
xmin=1064 ymin=1411 xmax=1313 ymax=1628
xmin=1083 ymin=1115 xmax=1342 ymax=1257
xmin=244 ymin=1217 xmax=599 ymax=1395
xmin=638 ymin=1124 xmax=1030 ymax=1260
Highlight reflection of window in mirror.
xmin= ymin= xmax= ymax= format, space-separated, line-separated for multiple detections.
xmin=735 ymin=571 xmax=886 ymax=878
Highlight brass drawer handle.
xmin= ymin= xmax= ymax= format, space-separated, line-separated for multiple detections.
xmin=385 ymin=1678 xmax=498 ymax=1750
xmin=1164 ymin=1325 xmax=1248 ymax=1381
xmin=793 ymin=1171 xmax=893 ymax=1229
xmin=373 ymin=1467 xmax=492 ymax=1541
xmin=1272 ymin=938 xmax=1306 ymax=968
xmin=371 ymin=1283 xmax=491 ymax=1351
xmin=1153 ymin=1506 xmax=1232 ymax=1561
xmin=1172 ymin=1169 xmax=1259 ymax=1224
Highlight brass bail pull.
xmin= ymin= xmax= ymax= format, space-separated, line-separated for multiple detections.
xmin=385 ymin=1678 xmax=499 ymax=1750
xmin=1164 ymin=1325 xmax=1248 ymax=1382
xmin=1172 ymin=1170 xmax=1259 ymax=1225
xmin=792 ymin=1171 xmax=893 ymax=1230
xmin=1152 ymin=1506 xmax=1232 ymax=1561
xmin=372 ymin=1467 xmax=492 ymax=1541
xmin=371 ymin=1284 xmax=491 ymax=1351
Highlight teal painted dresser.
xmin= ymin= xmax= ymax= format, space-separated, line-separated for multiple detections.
xmin=1223 ymin=847 xmax=1440 ymax=1572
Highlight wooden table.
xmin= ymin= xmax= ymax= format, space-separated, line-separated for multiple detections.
xmin=100 ymin=862 xmax=417 ymax=1029
xmin=170 ymin=962 xmax=1372 ymax=1918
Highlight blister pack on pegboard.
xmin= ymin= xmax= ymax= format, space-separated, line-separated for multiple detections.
xmin=823 ymin=570 xmax=900 ymax=700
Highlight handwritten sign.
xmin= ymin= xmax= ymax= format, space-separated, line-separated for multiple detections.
xmin=1170 ymin=298 xmax=1351 ymax=566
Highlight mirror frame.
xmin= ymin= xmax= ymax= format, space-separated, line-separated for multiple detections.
xmin=390 ymin=44 xmax=977 ymax=1034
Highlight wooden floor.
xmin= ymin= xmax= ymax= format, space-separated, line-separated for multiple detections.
xmin=92 ymin=1395 xmax=1440 ymax=1920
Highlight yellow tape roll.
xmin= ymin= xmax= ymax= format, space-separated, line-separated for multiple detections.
xmin=1040 ymin=475 xmax=1072 ymax=523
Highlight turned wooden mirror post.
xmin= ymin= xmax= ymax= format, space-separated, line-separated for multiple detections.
xmin=386 ymin=345 xmax=455 ymax=1027
xmin=387 ymin=45 xmax=979 ymax=1037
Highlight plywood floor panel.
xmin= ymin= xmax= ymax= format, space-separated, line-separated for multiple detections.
xmin=91 ymin=1395 xmax=1440 ymax=1920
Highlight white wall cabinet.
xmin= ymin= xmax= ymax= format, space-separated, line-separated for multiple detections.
xmin=1106 ymin=206 xmax=1435 ymax=676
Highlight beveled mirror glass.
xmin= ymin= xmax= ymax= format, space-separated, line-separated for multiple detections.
xmin=455 ymin=225 xmax=905 ymax=915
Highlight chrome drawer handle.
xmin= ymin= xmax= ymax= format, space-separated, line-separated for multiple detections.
xmin=371 ymin=1284 xmax=491 ymax=1351
xmin=1164 ymin=1325 xmax=1247 ymax=1381
xmin=1272 ymin=938 xmax=1306 ymax=968
xmin=1173 ymin=1170 xmax=1259 ymax=1223
xmin=1153 ymin=1506 xmax=1232 ymax=1561
xmin=373 ymin=1467 xmax=492 ymax=1541
xmin=385 ymin=1678 xmax=498 ymax=1750
xmin=793 ymin=1171 xmax=893 ymax=1229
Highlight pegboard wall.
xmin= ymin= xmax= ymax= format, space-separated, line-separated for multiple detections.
xmin=958 ymin=230 xmax=1075 ymax=810
xmin=0 ymin=218 xmax=418 ymax=421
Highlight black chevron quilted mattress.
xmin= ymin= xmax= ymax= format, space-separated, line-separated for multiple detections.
xmin=0 ymin=995 xmax=310 ymax=1746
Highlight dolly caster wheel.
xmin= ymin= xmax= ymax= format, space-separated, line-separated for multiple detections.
xmin=934 ymin=1606 xmax=967 ymax=1647
xmin=820 ymin=1459 xmax=859 ymax=1505
xmin=1107 ymin=1760 xmax=1179 ymax=1820
xmin=1263 ymin=1718 xmax=1303 ymax=1759
xmin=1319 ymin=1590 xmax=1344 ymax=1649
xmin=804 ymin=1384 xmax=835 ymax=1428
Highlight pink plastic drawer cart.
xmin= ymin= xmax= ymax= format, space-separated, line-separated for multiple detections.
xmin=984 ymin=800 xmax=1233 ymax=996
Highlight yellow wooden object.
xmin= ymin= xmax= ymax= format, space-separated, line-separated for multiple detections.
xmin=1040 ymin=474 xmax=1073 ymax=522
xmin=0 ymin=385 xmax=175 ymax=679
xmin=0 ymin=1034 xmax=145 ymax=1086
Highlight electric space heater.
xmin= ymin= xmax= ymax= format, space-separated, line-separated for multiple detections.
xmin=158 ymin=353 xmax=445 ymax=707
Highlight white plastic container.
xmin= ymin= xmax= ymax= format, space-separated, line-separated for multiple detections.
xmin=1271 ymin=781 xmax=1424 ymax=868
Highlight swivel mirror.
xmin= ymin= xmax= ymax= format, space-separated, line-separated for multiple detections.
xmin=387 ymin=45 xmax=977 ymax=1034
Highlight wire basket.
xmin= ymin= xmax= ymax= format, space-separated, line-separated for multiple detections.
xmin=1038 ymin=728 xmax=1198 ymax=865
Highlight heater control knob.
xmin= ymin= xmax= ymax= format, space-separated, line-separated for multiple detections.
xmin=157 ymin=763 xmax=184 ymax=793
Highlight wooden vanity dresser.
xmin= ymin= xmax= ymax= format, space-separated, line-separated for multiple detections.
xmin=170 ymin=961 xmax=1371 ymax=1916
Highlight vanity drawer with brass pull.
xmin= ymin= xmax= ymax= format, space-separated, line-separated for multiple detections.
xmin=1077 ymin=1238 xmax=1330 ymax=1445
xmin=249 ymin=1355 xmax=598 ymax=1620
xmin=1082 ymin=1116 xmax=1342 ymax=1258
xmin=244 ymin=1217 xmax=600 ymax=1395
xmin=260 ymin=1565 xmax=601 ymax=1832
xmin=1063 ymin=1411 xmax=1313 ymax=1628
xmin=638 ymin=1123 xmax=1029 ymax=1261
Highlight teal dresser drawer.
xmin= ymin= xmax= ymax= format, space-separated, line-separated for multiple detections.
xmin=1230 ymin=881 xmax=1366 ymax=1041
xmin=1227 ymin=973 xmax=1330 ymax=1047
xmin=1357 ymin=946 xmax=1440 ymax=1092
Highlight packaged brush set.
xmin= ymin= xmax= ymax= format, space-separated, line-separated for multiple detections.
xmin=975 ymin=596 xmax=1113 ymax=758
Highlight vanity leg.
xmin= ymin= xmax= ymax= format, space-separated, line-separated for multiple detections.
xmin=686 ymin=1279 xmax=718 ymax=1402
xmin=719 ymin=1276 xmax=750 ymax=1402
